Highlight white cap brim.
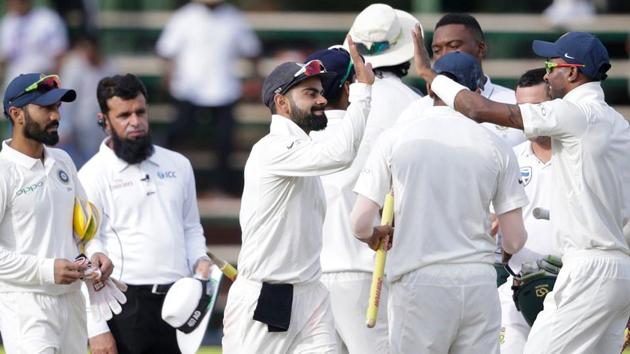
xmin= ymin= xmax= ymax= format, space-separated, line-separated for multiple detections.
xmin=344 ymin=10 xmax=423 ymax=69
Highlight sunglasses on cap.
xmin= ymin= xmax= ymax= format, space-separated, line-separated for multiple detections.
xmin=544 ymin=61 xmax=586 ymax=75
xmin=276 ymin=60 xmax=329 ymax=96
xmin=294 ymin=59 xmax=327 ymax=78
xmin=354 ymin=30 xmax=402 ymax=56
xmin=7 ymin=74 xmax=61 ymax=104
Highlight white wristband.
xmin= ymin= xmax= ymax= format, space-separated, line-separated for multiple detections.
xmin=431 ymin=74 xmax=469 ymax=109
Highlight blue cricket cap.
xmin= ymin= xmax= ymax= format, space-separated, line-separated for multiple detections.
xmin=261 ymin=62 xmax=336 ymax=109
xmin=305 ymin=46 xmax=355 ymax=101
xmin=433 ymin=51 xmax=482 ymax=91
xmin=3 ymin=73 xmax=76 ymax=118
xmin=532 ymin=32 xmax=610 ymax=81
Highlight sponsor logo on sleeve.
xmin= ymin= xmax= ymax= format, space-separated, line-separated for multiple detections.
xmin=57 ymin=169 xmax=70 ymax=184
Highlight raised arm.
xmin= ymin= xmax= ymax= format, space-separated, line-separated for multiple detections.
xmin=411 ymin=24 xmax=524 ymax=130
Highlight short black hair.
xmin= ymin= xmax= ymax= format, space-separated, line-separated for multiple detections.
xmin=97 ymin=74 xmax=148 ymax=114
xmin=516 ymin=68 xmax=547 ymax=88
xmin=435 ymin=13 xmax=485 ymax=42
xmin=374 ymin=61 xmax=411 ymax=79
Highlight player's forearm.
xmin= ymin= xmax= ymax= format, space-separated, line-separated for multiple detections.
xmin=0 ymin=247 xmax=55 ymax=285
xmin=431 ymin=75 xmax=524 ymax=130
xmin=498 ymin=208 xmax=528 ymax=254
xmin=351 ymin=194 xmax=380 ymax=241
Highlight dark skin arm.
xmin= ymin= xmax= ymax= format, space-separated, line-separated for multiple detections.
xmin=411 ymin=24 xmax=524 ymax=130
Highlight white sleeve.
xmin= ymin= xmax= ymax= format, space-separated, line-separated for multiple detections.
xmin=234 ymin=14 xmax=261 ymax=58
xmin=82 ymin=282 xmax=111 ymax=338
xmin=519 ymin=99 xmax=587 ymax=140
xmin=155 ymin=11 xmax=185 ymax=58
xmin=181 ymin=159 xmax=208 ymax=273
xmin=263 ymin=83 xmax=371 ymax=176
xmin=492 ymin=144 xmax=529 ymax=215
xmin=0 ymin=171 xmax=56 ymax=285
xmin=353 ymin=130 xmax=394 ymax=207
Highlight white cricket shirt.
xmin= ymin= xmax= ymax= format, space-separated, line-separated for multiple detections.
xmin=354 ymin=106 xmax=529 ymax=281
xmin=155 ymin=3 xmax=261 ymax=106
xmin=311 ymin=74 xmax=419 ymax=273
xmin=237 ymin=83 xmax=371 ymax=284
xmin=508 ymin=141 xmax=558 ymax=272
xmin=520 ymin=82 xmax=630 ymax=255
xmin=79 ymin=142 xmax=208 ymax=284
xmin=0 ymin=140 xmax=81 ymax=295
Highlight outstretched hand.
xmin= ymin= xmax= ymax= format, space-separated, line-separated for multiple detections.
xmin=411 ymin=23 xmax=436 ymax=84
xmin=346 ymin=35 xmax=375 ymax=85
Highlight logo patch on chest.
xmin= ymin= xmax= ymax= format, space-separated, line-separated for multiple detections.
xmin=157 ymin=171 xmax=176 ymax=179
xmin=520 ymin=166 xmax=532 ymax=187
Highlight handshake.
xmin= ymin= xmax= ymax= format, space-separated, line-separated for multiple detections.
xmin=75 ymin=254 xmax=128 ymax=321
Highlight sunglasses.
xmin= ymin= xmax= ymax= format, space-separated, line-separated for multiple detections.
xmin=544 ymin=61 xmax=586 ymax=75
xmin=354 ymin=30 xmax=402 ymax=56
xmin=294 ymin=59 xmax=327 ymax=78
xmin=8 ymin=74 xmax=61 ymax=104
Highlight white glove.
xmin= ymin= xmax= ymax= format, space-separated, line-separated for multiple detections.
xmin=86 ymin=277 xmax=128 ymax=321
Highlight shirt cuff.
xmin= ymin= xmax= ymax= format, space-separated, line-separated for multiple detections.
xmin=38 ymin=258 xmax=56 ymax=285
xmin=518 ymin=103 xmax=536 ymax=138
xmin=348 ymin=83 xmax=371 ymax=102
xmin=87 ymin=318 xmax=111 ymax=338
xmin=430 ymin=74 xmax=469 ymax=109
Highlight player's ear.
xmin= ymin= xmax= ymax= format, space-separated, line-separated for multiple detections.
xmin=274 ymin=93 xmax=289 ymax=114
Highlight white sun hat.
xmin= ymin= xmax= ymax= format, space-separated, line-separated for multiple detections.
xmin=344 ymin=3 xmax=423 ymax=69
xmin=161 ymin=267 xmax=223 ymax=354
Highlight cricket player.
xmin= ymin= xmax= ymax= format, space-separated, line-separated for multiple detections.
xmin=499 ymin=68 xmax=560 ymax=353
xmin=305 ymin=4 xmax=421 ymax=352
xmin=222 ymin=37 xmax=374 ymax=353
xmin=413 ymin=28 xmax=630 ymax=354
xmin=397 ymin=13 xmax=525 ymax=147
xmin=351 ymin=51 xmax=528 ymax=354
xmin=0 ymin=73 xmax=113 ymax=353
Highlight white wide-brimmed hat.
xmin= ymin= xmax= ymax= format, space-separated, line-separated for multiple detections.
xmin=162 ymin=267 xmax=223 ymax=354
xmin=344 ymin=3 xmax=423 ymax=69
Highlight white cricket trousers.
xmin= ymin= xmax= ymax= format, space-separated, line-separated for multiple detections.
xmin=0 ymin=290 xmax=87 ymax=354
xmin=321 ymin=271 xmax=389 ymax=354
xmin=524 ymin=250 xmax=630 ymax=354
xmin=388 ymin=263 xmax=500 ymax=354
xmin=498 ymin=277 xmax=530 ymax=354
xmin=222 ymin=277 xmax=337 ymax=353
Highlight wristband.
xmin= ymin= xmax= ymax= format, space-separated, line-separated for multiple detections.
xmin=431 ymin=74 xmax=469 ymax=109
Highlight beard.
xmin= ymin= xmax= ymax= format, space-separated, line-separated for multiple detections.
xmin=110 ymin=127 xmax=154 ymax=164
xmin=24 ymin=110 xmax=59 ymax=146
xmin=289 ymin=98 xmax=327 ymax=132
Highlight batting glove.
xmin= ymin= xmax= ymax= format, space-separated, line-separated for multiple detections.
xmin=86 ymin=277 xmax=128 ymax=321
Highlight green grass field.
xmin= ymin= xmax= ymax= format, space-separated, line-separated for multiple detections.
xmin=0 ymin=346 xmax=222 ymax=353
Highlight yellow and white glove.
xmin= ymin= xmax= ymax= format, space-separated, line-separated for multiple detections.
xmin=73 ymin=197 xmax=100 ymax=247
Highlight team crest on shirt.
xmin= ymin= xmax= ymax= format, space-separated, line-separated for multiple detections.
xmin=520 ymin=167 xmax=532 ymax=186
xmin=57 ymin=169 xmax=70 ymax=184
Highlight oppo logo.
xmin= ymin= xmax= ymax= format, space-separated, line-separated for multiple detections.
xmin=16 ymin=181 xmax=44 ymax=197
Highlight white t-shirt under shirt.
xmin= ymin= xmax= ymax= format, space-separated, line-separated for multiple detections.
xmin=354 ymin=105 xmax=528 ymax=281
xmin=237 ymin=84 xmax=371 ymax=284
xmin=508 ymin=140 xmax=558 ymax=273
xmin=0 ymin=141 xmax=81 ymax=295
xmin=520 ymin=81 xmax=630 ymax=256
xmin=311 ymin=73 xmax=420 ymax=273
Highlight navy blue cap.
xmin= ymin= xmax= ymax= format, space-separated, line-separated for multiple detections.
xmin=532 ymin=32 xmax=610 ymax=81
xmin=3 ymin=73 xmax=76 ymax=118
xmin=261 ymin=61 xmax=336 ymax=109
xmin=305 ymin=47 xmax=355 ymax=100
xmin=433 ymin=51 xmax=482 ymax=91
